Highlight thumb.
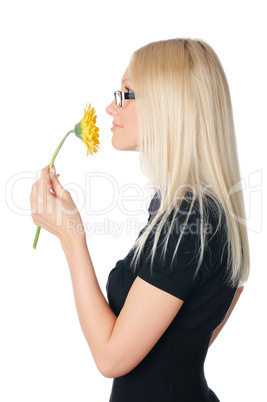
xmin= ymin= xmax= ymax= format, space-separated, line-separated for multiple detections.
xmin=49 ymin=165 xmax=65 ymax=199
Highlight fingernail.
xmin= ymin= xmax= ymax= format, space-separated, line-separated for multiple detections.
xmin=49 ymin=164 xmax=56 ymax=177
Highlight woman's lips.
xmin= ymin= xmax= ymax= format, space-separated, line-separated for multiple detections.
xmin=111 ymin=122 xmax=123 ymax=131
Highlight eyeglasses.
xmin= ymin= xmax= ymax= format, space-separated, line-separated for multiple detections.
xmin=114 ymin=90 xmax=135 ymax=108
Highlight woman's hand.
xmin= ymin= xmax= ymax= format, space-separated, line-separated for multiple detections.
xmin=30 ymin=165 xmax=85 ymax=243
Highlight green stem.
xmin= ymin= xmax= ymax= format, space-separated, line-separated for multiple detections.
xmin=33 ymin=226 xmax=41 ymax=249
xmin=49 ymin=129 xmax=74 ymax=168
xmin=33 ymin=129 xmax=74 ymax=250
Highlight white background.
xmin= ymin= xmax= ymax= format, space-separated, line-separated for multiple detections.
xmin=1 ymin=0 xmax=266 ymax=401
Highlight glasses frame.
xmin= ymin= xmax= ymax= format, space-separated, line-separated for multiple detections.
xmin=114 ymin=90 xmax=135 ymax=108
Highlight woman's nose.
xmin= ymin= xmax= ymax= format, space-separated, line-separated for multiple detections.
xmin=106 ymin=100 xmax=119 ymax=115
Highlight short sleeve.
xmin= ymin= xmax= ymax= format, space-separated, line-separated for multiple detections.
xmin=137 ymin=209 xmax=202 ymax=302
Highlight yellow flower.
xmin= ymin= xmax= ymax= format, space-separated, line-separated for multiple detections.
xmin=33 ymin=103 xmax=100 ymax=249
xmin=74 ymin=104 xmax=100 ymax=156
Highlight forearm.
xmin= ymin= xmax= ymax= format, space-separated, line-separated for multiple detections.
xmin=61 ymin=233 xmax=117 ymax=374
xmin=209 ymin=286 xmax=244 ymax=347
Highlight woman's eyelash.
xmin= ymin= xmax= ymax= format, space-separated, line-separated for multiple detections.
xmin=125 ymin=86 xmax=132 ymax=93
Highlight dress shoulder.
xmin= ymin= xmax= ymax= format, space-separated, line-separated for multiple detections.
xmin=137 ymin=193 xmax=228 ymax=301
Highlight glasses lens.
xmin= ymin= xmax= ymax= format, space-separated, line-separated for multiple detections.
xmin=115 ymin=91 xmax=122 ymax=107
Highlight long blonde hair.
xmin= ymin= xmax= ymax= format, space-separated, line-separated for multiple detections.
xmin=129 ymin=38 xmax=249 ymax=288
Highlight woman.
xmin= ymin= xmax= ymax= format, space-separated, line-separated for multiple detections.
xmin=31 ymin=39 xmax=249 ymax=401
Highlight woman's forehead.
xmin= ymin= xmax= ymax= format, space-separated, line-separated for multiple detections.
xmin=121 ymin=68 xmax=133 ymax=83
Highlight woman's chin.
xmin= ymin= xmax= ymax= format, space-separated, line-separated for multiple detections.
xmin=111 ymin=136 xmax=138 ymax=152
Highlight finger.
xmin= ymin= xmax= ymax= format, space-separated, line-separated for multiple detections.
xmin=49 ymin=165 xmax=66 ymax=199
xmin=35 ymin=165 xmax=52 ymax=198
xmin=41 ymin=165 xmax=51 ymax=184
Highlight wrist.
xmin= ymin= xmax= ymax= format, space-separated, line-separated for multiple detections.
xmin=60 ymin=224 xmax=87 ymax=252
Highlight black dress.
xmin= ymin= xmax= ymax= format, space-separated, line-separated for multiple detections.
xmin=106 ymin=193 xmax=238 ymax=402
